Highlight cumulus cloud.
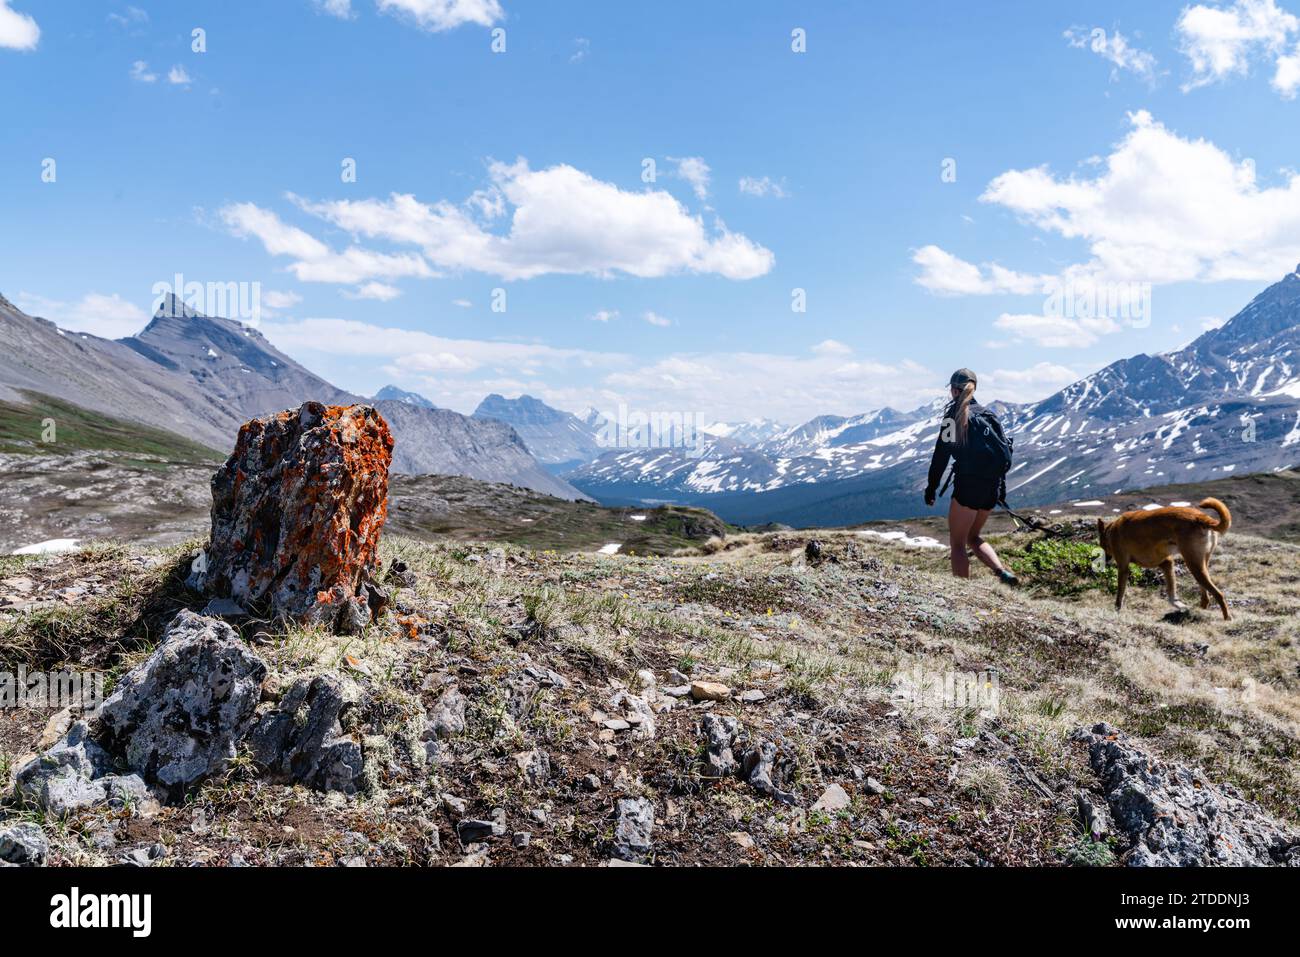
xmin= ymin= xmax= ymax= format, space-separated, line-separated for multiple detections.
xmin=643 ymin=311 xmax=673 ymax=327
xmin=979 ymin=110 xmax=1300 ymax=284
xmin=315 ymin=0 xmax=354 ymax=17
xmin=912 ymin=245 xmax=1049 ymax=296
xmin=222 ymin=159 xmax=772 ymax=286
xmin=1064 ymin=26 xmax=1158 ymax=80
xmin=0 ymin=0 xmax=38 ymax=51
xmin=344 ymin=281 xmax=402 ymax=301
xmin=811 ymin=339 xmax=852 ymax=357
xmin=669 ymin=156 xmax=711 ymax=200
xmin=1176 ymin=0 xmax=1299 ymax=93
xmin=993 ymin=312 xmax=1120 ymax=349
xmin=982 ymin=362 xmax=1083 ymax=403
xmin=168 ymin=65 xmax=192 ymax=86
xmin=376 ymin=0 xmax=503 ymax=32
xmin=588 ymin=309 xmax=619 ymax=323
xmin=16 ymin=291 xmax=148 ymax=340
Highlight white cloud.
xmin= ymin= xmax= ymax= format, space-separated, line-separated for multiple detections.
xmin=16 ymin=291 xmax=148 ymax=340
xmin=992 ymin=312 xmax=1120 ymax=349
xmin=811 ymin=339 xmax=852 ymax=357
xmin=344 ymin=281 xmax=402 ymax=301
xmin=262 ymin=315 xmax=938 ymax=421
xmin=376 ymin=0 xmax=503 ymax=32
xmin=643 ymin=310 xmax=673 ymax=327
xmin=263 ymin=290 xmax=302 ymax=311
xmin=738 ymin=175 xmax=789 ymax=199
xmin=108 ymin=6 xmax=149 ymax=28
xmin=983 ymin=362 xmax=1082 ymax=403
xmin=130 ymin=60 xmax=157 ymax=83
xmin=220 ymin=201 xmax=435 ymax=287
xmin=589 ymin=309 xmax=619 ymax=323
xmin=315 ymin=0 xmax=353 ymax=17
xmin=168 ymin=65 xmax=192 ymax=86
xmin=0 ymin=0 xmax=38 ymax=51
xmin=1276 ymin=42 xmax=1300 ymax=94
xmin=1201 ymin=315 xmax=1227 ymax=330
xmin=912 ymin=245 xmax=1048 ymax=296
xmin=1065 ymin=26 xmax=1158 ymax=80
xmin=451 ymin=298 xmax=472 ymax=308
xmin=224 ymin=159 xmax=773 ymax=284
xmin=570 ymin=37 xmax=589 ymax=63
xmin=978 ymin=111 xmax=1300 ymax=284
xmin=669 ymin=156 xmax=711 ymax=200
xmin=1176 ymin=0 xmax=1299 ymax=92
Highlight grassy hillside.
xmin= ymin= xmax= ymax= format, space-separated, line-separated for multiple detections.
xmin=0 ymin=390 xmax=221 ymax=462
xmin=2 ymin=515 xmax=1296 ymax=867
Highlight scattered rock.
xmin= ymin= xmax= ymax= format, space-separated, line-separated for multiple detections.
xmin=514 ymin=749 xmax=551 ymax=786
xmin=613 ymin=797 xmax=654 ymax=862
xmin=728 ymin=831 xmax=755 ymax=850
xmin=0 ymin=823 xmax=48 ymax=867
xmin=457 ymin=819 xmax=506 ymax=844
xmin=1075 ymin=789 xmax=1113 ymax=842
xmin=864 ymin=776 xmax=886 ymax=796
xmin=739 ymin=689 xmax=766 ymax=704
xmin=37 ymin=708 xmax=74 ymax=751
xmin=741 ymin=740 xmax=798 ymax=805
xmin=201 ymin=597 xmax=247 ymax=619
xmin=690 ymin=680 xmax=731 ymax=702
xmin=95 ymin=610 xmax=267 ymax=799
xmin=700 ymin=713 xmax=741 ymax=779
xmin=812 ymin=783 xmax=851 ymax=813
xmin=1081 ymin=723 xmax=1300 ymax=866
xmin=187 ymin=402 xmax=394 ymax=633
xmin=249 ymin=674 xmax=365 ymax=794
xmin=427 ymin=686 xmax=467 ymax=739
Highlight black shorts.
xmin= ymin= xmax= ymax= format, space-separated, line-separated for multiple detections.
xmin=953 ymin=473 xmax=1000 ymax=511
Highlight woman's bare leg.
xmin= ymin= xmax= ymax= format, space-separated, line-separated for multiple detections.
xmin=965 ymin=509 xmax=1006 ymax=574
xmin=948 ymin=499 xmax=977 ymax=578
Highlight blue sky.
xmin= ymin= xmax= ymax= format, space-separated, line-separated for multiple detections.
xmin=3 ymin=0 xmax=1300 ymax=425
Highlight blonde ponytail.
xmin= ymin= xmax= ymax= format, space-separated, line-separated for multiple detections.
xmin=953 ymin=381 xmax=975 ymax=445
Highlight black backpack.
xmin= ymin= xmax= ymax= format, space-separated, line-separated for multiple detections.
xmin=962 ymin=408 xmax=1014 ymax=478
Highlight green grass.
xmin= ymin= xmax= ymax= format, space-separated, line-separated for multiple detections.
xmin=1005 ymin=538 xmax=1120 ymax=598
xmin=0 ymin=390 xmax=222 ymax=461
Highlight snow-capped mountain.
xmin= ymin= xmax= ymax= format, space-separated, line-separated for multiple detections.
xmin=373 ymin=384 xmax=437 ymax=409
xmin=568 ymin=266 xmax=1300 ymax=525
xmin=0 ymin=293 xmax=588 ymax=501
xmin=699 ymin=417 xmax=788 ymax=447
xmin=474 ymin=393 xmax=605 ymax=470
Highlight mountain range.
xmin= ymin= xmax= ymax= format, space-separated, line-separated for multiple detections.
xmin=564 ymin=265 xmax=1300 ymax=525
xmin=0 ymin=293 xmax=587 ymax=501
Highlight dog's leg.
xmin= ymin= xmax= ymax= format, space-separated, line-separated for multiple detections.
xmin=1115 ymin=559 xmax=1130 ymax=612
xmin=1187 ymin=555 xmax=1230 ymax=621
xmin=1161 ymin=558 xmax=1185 ymax=609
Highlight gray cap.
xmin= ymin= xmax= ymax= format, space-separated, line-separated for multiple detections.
xmin=949 ymin=368 xmax=977 ymax=387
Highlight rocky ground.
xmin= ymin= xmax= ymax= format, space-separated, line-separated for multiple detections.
xmin=3 ymin=519 xmax=1298 ymax=867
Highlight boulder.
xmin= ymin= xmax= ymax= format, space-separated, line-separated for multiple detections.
xmin=1081 ymin=723 xmax=1300 ymax=866
xmin=189 ymin=402 xmax=394 ymax=633
xmin=0 ymin=822 xmax=48 ymax=867
xmin=95 ymin=611 xmax=267 ymax=798
xmin=14 ymin=721 xmax=156 ymax=817
xmin=248 ymin=675 xmax=366 ymax=794
xmin=700 ymin=713 xmax=741 ymax=779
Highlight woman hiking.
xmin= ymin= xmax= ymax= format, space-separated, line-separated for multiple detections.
xmin=924 ymin=369 xmax=1018 ymax=584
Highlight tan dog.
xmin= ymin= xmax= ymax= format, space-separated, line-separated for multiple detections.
xmin=1097 ymin=498 xmax=1232 ymax=619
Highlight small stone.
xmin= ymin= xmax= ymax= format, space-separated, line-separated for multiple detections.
xmin=581 ymin=773 xmax=601 ymax=792
xmin=613 ymin=797 xmax=655 ymax=862
xmin=865 ymin=776 xmax=886 ymax=796
xmin=911 ymin=797 xmax=935 ymax=808
xmin=529 ymin=807 xmax=548 ymax=825
xmin=603 ymin=719 xmax=631 ymax=732
xmin=201 ymin=597 xmax=247 ymax=618
xmin=728 ymin=831 xmax=755 ymax=850
xmin=812 ymin=783 xmax=851 ymax=813
xmin=739 ymin=689 xmax=766 ymax=704
xmin=690 ymin=680 xmax=731 ymax=702
xmin=442 ymin=794 xmax=468 ymax=815
xmin=512 ymin=831 xmax=531 ymax=848
xmin=457 ymin=819 xmax=506 ymax=844
xmin=513 ymin=749 xmax=551 ymax=785
xmin=662 ymin=685 xmax=691 ymax=698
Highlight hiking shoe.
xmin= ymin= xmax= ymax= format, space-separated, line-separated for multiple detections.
xmin=998 ymin=570 xmax=1019 ymax=587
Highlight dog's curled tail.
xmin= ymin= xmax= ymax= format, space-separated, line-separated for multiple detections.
xmin=1199 ymin=497 xmax=1232 ymax=533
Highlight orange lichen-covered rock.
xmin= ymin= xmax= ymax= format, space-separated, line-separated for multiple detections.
xmin=189 ymin=402 xmax=394 ymax=633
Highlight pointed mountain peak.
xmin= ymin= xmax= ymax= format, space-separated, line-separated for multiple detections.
xmin=374 ymin=385 xmax=436 ymax=409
